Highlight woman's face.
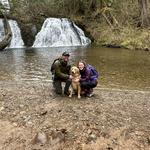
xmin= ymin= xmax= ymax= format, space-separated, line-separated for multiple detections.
xmin=78 ymin=62 xmax=85 ymax=70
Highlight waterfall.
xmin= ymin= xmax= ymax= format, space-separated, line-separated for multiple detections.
xmin=0 ymin=0 xmax=10 ymax=11
xmin=8 ymin=20 xmax=24 ymax=48
xmin=0 ymin=20 xmax=5 ymax=40
xmin=0 ymin=19 xmax=24 ymax=48
xmin=32 ymin=18 xmax=91 ymax=47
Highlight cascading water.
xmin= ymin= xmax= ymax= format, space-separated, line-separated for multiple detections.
xmin=0 ymin=0 xmax=10 ymax=11
xmin=8 ymin=20 xmax=24 ymax=48
xmin=0 ymin=19 xmax=24 ymax=48
xmin=0 ymin=0 xmax=24 ymax=48
xmin=32 ymin=18 xmax=91 ymax=47
xmin=0 ymin=20 xmax=5 ymax=40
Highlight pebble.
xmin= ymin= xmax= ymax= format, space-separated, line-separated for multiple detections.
xmin=20 ymin=111 xmax=26 ymax=115
xmin=87 ymin=133 xmax=97 ymax=142
xmin=19 ymin=104 xmax=24 ymax=108
xmin=33 ymin=132 xmax=48 ymax=145
xmin=12 ymin=122 xmax=18 ymax=127
xmin=26 ymin=121 xmax=33 ymax=127
xmin=0 ymin=107 xmax=4 ymax=111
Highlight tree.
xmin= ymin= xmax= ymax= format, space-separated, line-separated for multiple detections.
xmin=138 ymin=0 xmax=150 ymax=27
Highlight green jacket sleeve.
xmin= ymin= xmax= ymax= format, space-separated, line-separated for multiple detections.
xmin=54 ymin=61 xmax=69 ymax=80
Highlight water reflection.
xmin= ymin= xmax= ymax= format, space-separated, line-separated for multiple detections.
xmin=86 ymin=47 xmax=150 ymax=89
xmin=0 ymin=47 xmax=150 ymax=90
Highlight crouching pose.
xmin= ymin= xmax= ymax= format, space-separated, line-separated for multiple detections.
xmin=51 ymin=51 xmax=72 ymax=95
xmin=78 ymin=60 xmax=99 ymax=97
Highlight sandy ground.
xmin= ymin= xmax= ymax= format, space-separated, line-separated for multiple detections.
xmin=0 ymin=81 xmax=150 ymax=150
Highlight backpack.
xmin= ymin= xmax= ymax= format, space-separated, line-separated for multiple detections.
xmin=50 ymin=58 xmax=59 ymax=74
xmin=87 ymin=64 xmax=99 ymax=80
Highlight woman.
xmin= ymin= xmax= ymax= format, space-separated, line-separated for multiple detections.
xmin=78 ymin=60 xmax=98 ymax=97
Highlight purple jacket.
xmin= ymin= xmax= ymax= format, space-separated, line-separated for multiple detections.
xmin=80 ymin=67 xmax=91 ymax=82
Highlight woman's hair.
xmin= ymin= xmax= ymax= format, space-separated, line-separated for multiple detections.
xmin=77 ymin=60 xmax=86 ymax=67
xmin=78 ymin=60 xmax=86 ymax=66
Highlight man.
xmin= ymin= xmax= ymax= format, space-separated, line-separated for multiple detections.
xmin=51 ymin=51 xmax=72 ymax=95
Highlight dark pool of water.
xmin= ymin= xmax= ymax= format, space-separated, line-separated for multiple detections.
xmin=0 ymin=46 xmax=150 ymax=90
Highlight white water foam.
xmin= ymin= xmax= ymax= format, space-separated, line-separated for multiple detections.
xmin=0 ymin=19 xmax=24 ymax=48
xmin=32 ymin=18 xmax=91 ymax=47
xmin=0 ymin=0 xmax=10 ymax=11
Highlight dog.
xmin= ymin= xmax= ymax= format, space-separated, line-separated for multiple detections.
xmin=69 ymin=66 xmax=81 ymax=99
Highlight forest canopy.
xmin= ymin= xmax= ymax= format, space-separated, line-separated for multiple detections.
xmin=9 ymin=0 xmax=150 ymax=28
xmin=1 ymin=0 xmax=150 ymax=49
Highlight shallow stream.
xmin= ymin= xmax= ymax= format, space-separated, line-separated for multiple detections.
xmin=0 ymin=46 xmax=149 ymax=90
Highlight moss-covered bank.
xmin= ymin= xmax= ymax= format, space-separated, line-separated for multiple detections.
xmin=85 ymin=21 xmax=150 ymax=51
xmin=72 ymin=16 xmax=150 ymax=51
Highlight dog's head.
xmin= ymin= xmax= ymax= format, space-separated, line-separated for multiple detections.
xmin=70 ymin=66 xmax=80 ymax=76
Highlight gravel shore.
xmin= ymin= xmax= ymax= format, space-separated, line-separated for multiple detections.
xmin=0 ymin=81 xmax=150 ymax=150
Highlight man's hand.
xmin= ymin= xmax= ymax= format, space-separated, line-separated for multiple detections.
xmin=69 ymin=75 xmax=73 ymax=79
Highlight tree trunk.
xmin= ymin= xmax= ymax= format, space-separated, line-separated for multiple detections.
xmin=89 ymin=0 xmax=97 ymax=11
xmin=138 ymin=0 xmax=150 ymax=27
xmin=0 ymin=13 xmax=12 ymax=51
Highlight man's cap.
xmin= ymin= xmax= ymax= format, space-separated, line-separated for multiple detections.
xmin=62 ymin=51 xmax=70 ymax=57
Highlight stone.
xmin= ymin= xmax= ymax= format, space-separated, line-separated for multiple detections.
xmin=0 ymin=107 xmax=4 ymax=111
xmin=87 ymin=133 xmax=97 ymax=142
xmin=50 ymin=130 xmax=66 ymax=145
xmin=32 ymin=132 xmax=48 ymax=145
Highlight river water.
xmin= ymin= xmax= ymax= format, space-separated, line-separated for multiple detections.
xmin=0 ymin=46 xmax=150 ymax=90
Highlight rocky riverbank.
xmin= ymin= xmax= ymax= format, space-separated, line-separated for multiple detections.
xmin=0 ymin=81 xmax=150 ymax=149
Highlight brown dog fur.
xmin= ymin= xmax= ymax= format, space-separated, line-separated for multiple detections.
xmin=69 ymin=66 xmax=81 ymax=99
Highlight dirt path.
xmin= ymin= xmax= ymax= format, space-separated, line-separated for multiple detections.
xmin=0 ymin=81 xmax=150 ymax=150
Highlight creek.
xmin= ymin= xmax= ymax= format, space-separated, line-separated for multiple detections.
xmin=0 ymin=46 xmax=149 ymax=90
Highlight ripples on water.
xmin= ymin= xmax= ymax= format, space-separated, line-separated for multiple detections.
xmin=0 ymin=46 xmax=150 ymax=90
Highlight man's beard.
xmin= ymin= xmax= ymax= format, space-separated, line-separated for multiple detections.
xmin=62 ymin=61 xmax=67 ymax=66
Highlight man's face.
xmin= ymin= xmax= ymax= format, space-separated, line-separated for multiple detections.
xmin=62 ymin=56 xmax=69 ymax=62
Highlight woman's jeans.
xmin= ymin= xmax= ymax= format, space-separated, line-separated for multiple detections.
xmin=80 ymin=80 xmax=97 ymax=93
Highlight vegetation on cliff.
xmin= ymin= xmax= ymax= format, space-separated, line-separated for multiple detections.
xmin=2 ymin=0 xmax=150 ymax=50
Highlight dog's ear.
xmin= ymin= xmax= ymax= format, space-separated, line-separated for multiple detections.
xmin=76 ymin=67 xmax=80 ymax=74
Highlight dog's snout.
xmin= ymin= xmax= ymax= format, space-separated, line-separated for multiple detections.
xmin=71 ymin=69 xmax=76 ymax=74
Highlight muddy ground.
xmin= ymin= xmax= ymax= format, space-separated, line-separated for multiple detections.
xmin=0 ymin=81 xmax=150 ymax=150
